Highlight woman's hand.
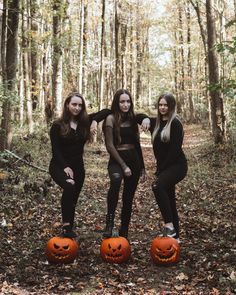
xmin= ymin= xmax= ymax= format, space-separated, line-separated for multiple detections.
xmin=140 ymin=168 xmax=146 ymax=182
xmin=124 ymin=166 xmax=132 ymax=177
xmin=90 ymin=120 xmax=98 ymax=136
xmin=64 ymin=167 xmax=74 ymax=179
xmin=141 ymin=118 xmax=150 ymax=132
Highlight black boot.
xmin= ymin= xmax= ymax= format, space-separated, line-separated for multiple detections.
xmin=103 ymin=214 xmax=114 ymax=238
xmin=119 ymin=227 xmax=128 ymax=239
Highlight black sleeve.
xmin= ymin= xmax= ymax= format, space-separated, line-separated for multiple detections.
xmin=50 ymin=123 xmax=68 ymax=169
xmin=158 ymin=119 xmax=184 ymax=171
xmin=135 ymin=113 xmax=149 ymax=124
xmin=135 ymin=113 xmax=156 ymax=134
xmin=89 ymin=108 xmax=112 ymax=123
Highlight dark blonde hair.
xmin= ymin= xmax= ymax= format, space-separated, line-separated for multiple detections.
xmin=152 ymin=93 xmax=177 ymax=143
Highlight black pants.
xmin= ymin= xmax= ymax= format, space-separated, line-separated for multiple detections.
xmin=49 ymin=160 xmax=85 ymax=228
xmin=152 ymin=160 xmax=187 ymax=238
xmin=107 ymin=149 xmax=142 ymax=230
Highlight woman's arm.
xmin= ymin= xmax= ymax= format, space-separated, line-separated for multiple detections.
xmin=50 ymin=123 xmax=68 ymax=169
xmin=135 ymin=114 xmax=156 ymax=133
xmin=89 ymin=108 xmax=112 ymax=123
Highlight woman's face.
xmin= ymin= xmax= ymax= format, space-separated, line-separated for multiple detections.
xmin=67 ymin=96 xmax=83 ymax=117
xmin=158 ymin=98 xmax=169 ymax=117
xmin=119 ymin=93 xmax=131 ymax=113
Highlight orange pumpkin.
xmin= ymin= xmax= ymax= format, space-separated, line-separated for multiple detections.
xmin=45 ymin=236 xmax=79 ymax=264
xmin=150 ymin=237 xmax=180 ymax=265
xmin=100 ymin=237 xmax=131 ymax=264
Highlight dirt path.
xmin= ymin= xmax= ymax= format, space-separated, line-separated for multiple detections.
xmin=1 ymin=124 xmax=235 ymax=295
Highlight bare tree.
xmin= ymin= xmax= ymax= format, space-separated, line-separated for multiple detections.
xmin=206 ymin=0 xmax=225 ymax=143
xmin=0 ymin=0 xmax=20 ymax=151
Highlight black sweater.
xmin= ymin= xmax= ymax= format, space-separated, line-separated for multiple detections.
xmin=150 ymin=117 xmax=187 ymax=172
xmin=49 ymin=109 xmax=110 ymax=169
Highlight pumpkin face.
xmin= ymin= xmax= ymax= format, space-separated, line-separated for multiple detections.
xmin=100 ymin=237 xmax=131 ymax=264
xmin=45 ymin=237 xmax=79 ymax=264
xmin=150 ymin=237 xmax=180 ymax=265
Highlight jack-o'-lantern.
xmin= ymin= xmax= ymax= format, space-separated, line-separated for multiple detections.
xmin=100 ymin=237 xmax=131 ymax=264
xmin=150 ymin=237 xmax=180 ymax=265
xmin=45 ymin=236 xmax=79 ymax=264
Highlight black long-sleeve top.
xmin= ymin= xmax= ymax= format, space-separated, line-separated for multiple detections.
xmin=49 ymin=109 xmax=110 ymax=169
xmin=136 ymin=114 xmax=186 ymax=172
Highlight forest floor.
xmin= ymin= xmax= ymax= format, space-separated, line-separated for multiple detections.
xmin=0 ymin=123 xmax=235 ymax=295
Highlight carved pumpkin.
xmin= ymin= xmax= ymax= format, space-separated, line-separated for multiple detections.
xmin=45 ymin=236 xmax=79 ymax=264
xmin=150 ymin=237 xmax=180 ymax=265
xmin=100 ymin=237 xmax=131 ymax=264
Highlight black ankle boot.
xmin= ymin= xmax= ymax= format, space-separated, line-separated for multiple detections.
xmin=103 ymin=214 xmax=114 ymax=238
xmin=62 ymin=225 xmax=77 ymax=239
xmin=119 ymin=228 xmax=128 ymax=239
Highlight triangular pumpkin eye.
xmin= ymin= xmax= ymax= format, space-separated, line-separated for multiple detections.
xmin=63 ymin=245 xmax=69 ymax=250
xmin=108 ymin=244 xmax=112 ymax=249
xmin=166 ymin=246 xmax=172 ymax=250
xmin=54 ymin=243 xmax=60 ymax=249
xmin=117 ymin=244 xmax=122 ymax=250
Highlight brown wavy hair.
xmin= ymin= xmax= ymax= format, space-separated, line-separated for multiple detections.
xmin=56 ymin=92 xmax=90 ymax=140
xmin=110 ymin=89 xmax=138 ymax=145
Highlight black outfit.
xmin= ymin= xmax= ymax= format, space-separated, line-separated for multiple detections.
xmin=104 ymin=115 xmax=145 ymax=237
xmin=150 ymin=117 xmax=187 ymax=238
xmin=49 ymin=109 xmax=110 ymax=230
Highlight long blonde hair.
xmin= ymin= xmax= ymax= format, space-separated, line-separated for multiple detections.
xmin=152 ymin=93 xmax=177 ymax=143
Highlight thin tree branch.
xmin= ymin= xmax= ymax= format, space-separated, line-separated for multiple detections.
xmin=4 ymin=149 xmax=48 ymax=172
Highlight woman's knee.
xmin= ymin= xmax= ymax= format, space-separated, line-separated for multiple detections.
xmin=110 ymin=172 xmax=122 ymax=185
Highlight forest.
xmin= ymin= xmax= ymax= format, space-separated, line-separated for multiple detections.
xmin=0 ymin=0 xmax=235 ymax=294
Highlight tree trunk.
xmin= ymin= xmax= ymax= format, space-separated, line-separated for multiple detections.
xmin=135 ymin=1 xmax=142 ymax=107
xmin=82 ymin=2 xmax=88 ymax=96
xmin=22 ymin=0 xmax=34 ymax=134
xmin=178 ymin=2 xmax=185 ymax=113
xmin=186 ymin=2 xmax=194 ymax=122
xmin=189 ymin=0 xmax=208 ymax=107
xmin=78 ymin=0 xmax=84 ymax=93
xmin=115 ymin=0 xmax=121 ymax=89
xmin=52 ymin=0 xmax=64 ymax=117
xmin=99 ymin=0 xmax=105 ymax=110
xmin=0 ymin=0 xmax=20 ymax=151
xmin=206 ymin=0 xmax=225 ymax=143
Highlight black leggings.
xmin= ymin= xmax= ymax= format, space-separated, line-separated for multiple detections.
xmin=152 ymin=161 xmax=187 ymax=238
xmin=107 ymin=149 xmax=142 ymax=230
xmin=49 ymin=160 xmax=85 ymax=228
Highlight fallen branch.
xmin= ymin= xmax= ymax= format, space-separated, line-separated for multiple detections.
xmin=4 ymin=149 xmax=48 ymax=173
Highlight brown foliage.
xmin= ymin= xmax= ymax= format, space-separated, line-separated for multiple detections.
xmin=0 ymin=124 xmax=235 ymax=294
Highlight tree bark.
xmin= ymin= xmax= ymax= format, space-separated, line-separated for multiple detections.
xmin=99 ymin=0 xmax=105 ymax=110
xmin=206 ymin=0 xmax=225 ymax=143
xmin=52 ymin=0 xmax=65 ymax=118
xmin=0 ymin=0 xmax=20 ymax=151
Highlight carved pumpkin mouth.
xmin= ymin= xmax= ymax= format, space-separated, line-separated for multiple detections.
xmin=155 ymin=250 xmax=178 ymax=262
xmin=52 ymin=252 xmax=70 ymax=260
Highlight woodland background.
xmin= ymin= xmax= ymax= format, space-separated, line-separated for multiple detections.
xmin=0 ymin=0 xmax=236 ymax=294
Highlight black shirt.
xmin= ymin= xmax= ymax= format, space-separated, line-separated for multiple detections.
xmin=49 ymin=109 xmax=110 ymax=169
xmin=150 ymin=117 xmax=187 ymax=171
